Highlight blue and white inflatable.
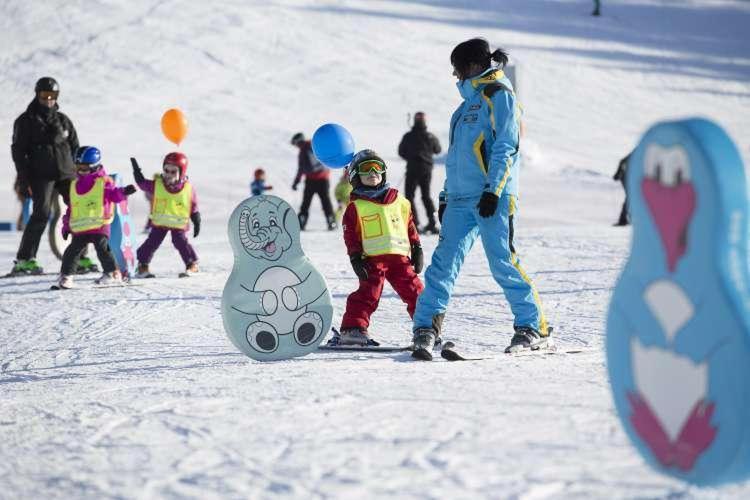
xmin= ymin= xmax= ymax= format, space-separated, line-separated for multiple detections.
xmin=222 ymin=195 xmax=333 ymax=361
xmin=607 ymin=118 xmax=750 ymax=485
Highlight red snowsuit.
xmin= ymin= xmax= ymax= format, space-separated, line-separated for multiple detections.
xmin=341 ymin=188 xmax=424 ymax=330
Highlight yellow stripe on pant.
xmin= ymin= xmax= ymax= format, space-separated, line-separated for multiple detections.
xmin=508 ymin=196 xmax=549 ymax=335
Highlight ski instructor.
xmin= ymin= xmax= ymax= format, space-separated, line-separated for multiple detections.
xmin=9 ymin=77 xmax=79 ymax=276
xmin=410 ymin=38 xmax=550 ymax=358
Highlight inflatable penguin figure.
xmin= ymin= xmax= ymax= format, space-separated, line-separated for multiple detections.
xmin=607 ymin=118 xmax=750 ymax=485
xmin=222 ymin=195 xmax=333 ymax=361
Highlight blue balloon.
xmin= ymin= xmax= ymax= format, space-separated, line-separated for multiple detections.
xmin=312 ymin=123 xmax=355 ymax=169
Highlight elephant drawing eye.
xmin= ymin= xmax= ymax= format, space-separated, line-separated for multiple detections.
xmin=252 ymin=219 xmax=260 ymax=229
xmin=269 ymin=218 xmax=278 ymax=227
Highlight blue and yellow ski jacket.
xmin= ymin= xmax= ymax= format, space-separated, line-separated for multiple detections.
xmin=444 ymin=68 xmax=521 ymax=200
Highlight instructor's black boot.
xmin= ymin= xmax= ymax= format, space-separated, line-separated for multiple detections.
xmin=505 ymin=326 xmax=550 ymax=353
xmin=298 ymin=213 xmax=308 ymax=231
xmin=326 ymin=214 xmax=337 ymax=231
xmin=411 ymin=328 xmax=437 ymax=360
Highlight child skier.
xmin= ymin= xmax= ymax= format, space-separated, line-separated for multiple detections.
xmin=131 ymin=152 xmax=201 ymax=278
xmin=56 ymin=146 xmax=137 ymax=289
xmin=333 ymin=170 xmax=353 ymax=222
xmin=250 ymin=168 xmax=273 ymax=196
xmin=330 ymin=149 xmax=424 ymax=346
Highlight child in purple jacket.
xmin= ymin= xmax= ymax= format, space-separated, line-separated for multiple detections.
xmin=56 ymin=146 xmax=137 ymax=289
xmin=130 ymin=152 xmax=201 ymax=278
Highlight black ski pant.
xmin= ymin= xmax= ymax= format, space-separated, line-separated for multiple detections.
xmin=404 ymin=169 xmax=436 ymax=227
xmin=17 ymin=177 xmax=71 ymax=260
xmin=61 ymin=234 xmax=117 ymax=276
xmin=299 ymin=178 xmax=334 ymax=221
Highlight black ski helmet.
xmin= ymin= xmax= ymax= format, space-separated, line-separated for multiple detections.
xmin=347 ymin=149 xmax=387 ymax=189
xmin=35 ymin=77 xmax=59 ymax=94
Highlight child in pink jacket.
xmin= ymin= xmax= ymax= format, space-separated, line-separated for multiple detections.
xmin=57 ymin=146 xmax=137 ymax=289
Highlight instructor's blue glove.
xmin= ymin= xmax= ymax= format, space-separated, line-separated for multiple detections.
xmin=477 ymin=192 xmax=499 ymax=218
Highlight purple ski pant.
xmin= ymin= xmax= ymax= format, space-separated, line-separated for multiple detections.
xmin=137 ymin=227 xmax=197 ymax=266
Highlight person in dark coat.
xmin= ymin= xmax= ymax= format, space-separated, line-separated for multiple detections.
xmin=9 ymin=77 xmax=80 ymax=275
xmin=291 ymin=132 xmax=336 ymax=230
xmin=398 ymin=112 xmax=442 ymax=234
xmin=613 ymin=152 xmax=631 ymax=226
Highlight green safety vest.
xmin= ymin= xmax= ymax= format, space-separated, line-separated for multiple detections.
xmin=69 ymin=177 xmax=113 ymax=233
xmin=353 ymin=197 xmax=411 ymax=257
xmin=150 ymin=175 xmax=192 ymax=229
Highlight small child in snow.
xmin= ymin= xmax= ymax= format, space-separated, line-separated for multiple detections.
xmin=57 ymin=146 xmax=137 ymax=289
xmin=131 ymin=152 xmax=201 ymax=278
xmin=331 ymin=149 xmax=424 ymax=346
xmin=333 ymin=170 xmax=353 ymax=222
xmin=250 ymin=168 xmax=273 ymax=196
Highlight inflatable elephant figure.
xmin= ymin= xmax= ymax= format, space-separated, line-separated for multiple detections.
xmin=607 ymin=118 xmax=750 ymax=485
xmin=222 ymin=195 xmax=333 ymax=361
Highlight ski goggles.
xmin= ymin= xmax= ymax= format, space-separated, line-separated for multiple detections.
xmin=356 ymin=160 xmax=386 ymax=175
xmin=38 ymin=90 xmax=59 ymax=101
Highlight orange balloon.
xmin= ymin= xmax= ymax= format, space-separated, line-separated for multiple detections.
xmin=161 ymin=108 xmax=188 ymax=145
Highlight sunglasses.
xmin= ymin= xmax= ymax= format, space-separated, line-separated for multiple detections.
xmin=357 ymin=160 xmax=386 ymax=175
xmin=38 ymin=91 xmax=59 ymax=101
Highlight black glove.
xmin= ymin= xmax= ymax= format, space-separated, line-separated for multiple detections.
xmin=411 ymin=244 xmax=424 ymax=274
xmin=438 ymin=203 xmax=446 ymax=224
xmin=191 ymin=212 xmax=201 ymax=238
xmin=477 ymin=191 xmax=499 ymax=218
xmin=292 ymin=181 xmax=299 ymax=191
xmin=349 ymin=253 xmax=368 ymax=281
xmin=62 ymin=227 xmax=69 ymax=240
xmin=122 ymin=184 xmax=137 ymax=196
xmin=130 ymin=157 xmax=145 ymax=184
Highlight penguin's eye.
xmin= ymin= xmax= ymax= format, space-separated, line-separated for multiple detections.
xmin=644 ymin=145 xmax=691 ymax=187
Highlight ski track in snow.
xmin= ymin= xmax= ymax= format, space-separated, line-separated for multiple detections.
xmin=2 ymin=0 xmax=750 ymax=498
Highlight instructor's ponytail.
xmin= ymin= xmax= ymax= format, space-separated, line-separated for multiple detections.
xmin=491 ymin=48 xmax=509 ymax=69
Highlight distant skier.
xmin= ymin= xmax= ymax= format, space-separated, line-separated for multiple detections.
xmin=333 ymin=170 xmax=353 ymax=222
xmin=56 ymin=146 xmax=137 ymax=289
xmin=329 ymin=150 xmax=424 ymax=346
xmin=411 ymin=38 xmax=550 ymax=359
xmin=592 ymin=0 xmax=601 ymax=16
xmin=290 ymin=132 xmax=336 ymax=230
xmin=613 ymin=152 xmax=631 ymax=226
xmin=131 ymin=152 xmax=201 ymax=278
xmin=398 ymin=111 xmax=442 ymax=234
xmin=250 ymin=168 xmax=273 ymax=196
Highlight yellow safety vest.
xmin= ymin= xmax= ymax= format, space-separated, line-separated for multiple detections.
xmin=150 ymin=175 xmax=192 ymax=229
xmin=353 ymin=196 xmax=411 ymax=257
xmin=69 ymin=177 xmax=113 ymax=233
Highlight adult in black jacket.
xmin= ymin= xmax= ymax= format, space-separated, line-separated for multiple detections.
xmin=398 ymin=112 xmax=442 ymax=234
xmin=10 ymin=77 xmax=79 ymax=274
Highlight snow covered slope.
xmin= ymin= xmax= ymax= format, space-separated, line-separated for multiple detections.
xmin=1 ymin=1 xmax=749 ymax=498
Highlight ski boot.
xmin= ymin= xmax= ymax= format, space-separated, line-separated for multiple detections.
xmin=182 ymin=261 xmax=199 ymax=277
xmin=9 ymin=259 xmax=43 ymax=276
xmin=298 ymin=213 xmax=308 ymax=231
xmin=338 ymin=327 xmax=378 ymax=346
xmin=95 ymin=270 xmax=122 ymax=285
xmin=505 ymin=326 xmax=551 ymax=354
xmin=76 ymin=256 xmax=99 ymax=274
xmin=326 ymin=215 xmax=338 ymax=231
xmin=56 ymin=275 xmax=75 ymax=289
xmin=411 ymin=328 xmax=438 ymax=360
xmin=135 ymin=263 xmax=155 ymax=279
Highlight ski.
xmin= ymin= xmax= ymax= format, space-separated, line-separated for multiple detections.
xmin=2 ymin=271 xmax=57 ymax=279
xmin=318 ymin=345 xmax=412 ymax=353
xmin=50 ymin=282 xmax=140 ymax=290
xmin=440 ymin=341 xmax=487 ymax=361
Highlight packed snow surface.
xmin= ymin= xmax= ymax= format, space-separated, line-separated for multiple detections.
xmin=1 ymin=0 xmax=749 ymax=498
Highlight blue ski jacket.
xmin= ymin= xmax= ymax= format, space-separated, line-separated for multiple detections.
xmin=444 ymin=68 xmax=521 ymax=200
